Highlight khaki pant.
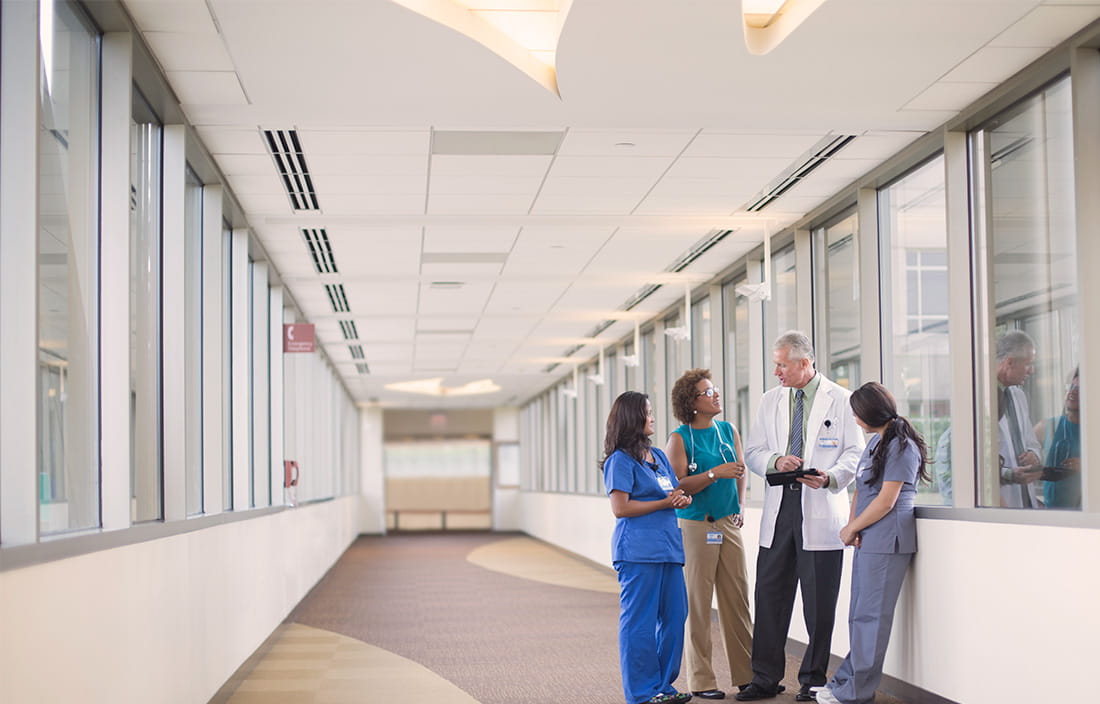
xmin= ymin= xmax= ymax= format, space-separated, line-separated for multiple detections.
xmin=679 ymin=515 xmax=754 ymax=691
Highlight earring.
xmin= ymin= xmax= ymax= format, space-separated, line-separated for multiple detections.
xmin=693 ymin=410 xmax=697 ymax=415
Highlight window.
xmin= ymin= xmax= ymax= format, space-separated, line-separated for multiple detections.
xmin=38 ymin=0 xmax=101 ymax=534
xmin=130 ymin=88 xmax=163 ymax=523
xmin=813 ymin=211 xmax=860 ymax=389
xmin=184 ymin=167 xmax=203 ymax=515
xmin=691 ymin=296 xmax=711 ymax=369
xmin=763 ymin=245 xmax=797 ymax=389
xmin=222 ymin=218 xmax=233 ymax=510
xmin=664 ymin=312 xmax=689 ymax=431
xmin=879 ymin=156 xmax=952 ymax=506
xmin=971 ymin=76 xmax=1081 ymax=510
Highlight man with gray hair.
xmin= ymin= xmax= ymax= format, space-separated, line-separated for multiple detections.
xmin=739 ymin=331 xmax=864 ymax=702
xmin=996 ymin=330 xmax=1042 ymax=507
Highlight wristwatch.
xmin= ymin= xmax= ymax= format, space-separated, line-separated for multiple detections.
xmin=707 ymin=470 xmax=717 ymax=482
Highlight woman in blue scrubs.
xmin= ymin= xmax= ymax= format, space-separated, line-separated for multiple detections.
xmin=816 ymin=382 xmax=929 ymax=704
xmin=603 ymin=391 xmax=694 ymax=704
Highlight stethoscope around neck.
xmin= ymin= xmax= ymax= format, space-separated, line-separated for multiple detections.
xmin=687 ymin=423 xmax=736 ymax=473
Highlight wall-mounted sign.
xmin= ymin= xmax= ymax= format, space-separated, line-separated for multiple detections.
xmin=283 ymin=323 xmax=315 ymax=353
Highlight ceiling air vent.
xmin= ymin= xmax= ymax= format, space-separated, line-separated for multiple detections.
xmin=349 ymin=345 xmax=365 ymax=360
xmin=325 ymin=283 xmax=350 ymax=313
xmin=339 ymin=320 xmax=358 ymax=340
xmin=263 ymin=128 xmax=320 ymax=211
xmin=302 ymin=228 xmax=337 ymax=273
xmin=356 ymin=363 xmax=370 ymax=374
xmin=745 ymin=134 xmax=857 ymax=212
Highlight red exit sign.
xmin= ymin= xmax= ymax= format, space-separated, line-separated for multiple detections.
xmin=283 ymin=324 xmax=315 ymax=353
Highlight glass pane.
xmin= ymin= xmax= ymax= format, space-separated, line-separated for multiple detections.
xmin=664 ymin=312 xmax=688 ymax=432
xmin=184 ymin=168 xmax=203 ymax=515
xmin=38 ymin=1 xmax=101 ymax=534
xmin=130 ymin=89 xmax=163 ymax=523
xmin=764 ymin=245 xmax=797 ymax=389
xmin=623 ymin=341 xmax=637 ymax=391
xmin=691 ymin=296 xmax=711 ymax=369
xmin=976 ymin=77 xmax=1080 ymax=509
xmin=815 ymin=211 xmax=860 ymax=389
xmin=222 ymin=219 xmax=233 ymax=510
xmin=879 ymin=155 xmax=951 ymax=506
xmin=723 ymin=279 xmax=752 ymax=499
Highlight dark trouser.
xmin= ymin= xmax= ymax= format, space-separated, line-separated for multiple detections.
xmin=750 ymin=484 xmax=843 ymax=689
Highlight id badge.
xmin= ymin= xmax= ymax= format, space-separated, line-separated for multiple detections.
xmin=657 ymin=475 xmax=674 ymax=492
xmin=706 ymin=531 xmax=723 ymax=545
xmin=818 ymin=436 xmax=839 ymax=449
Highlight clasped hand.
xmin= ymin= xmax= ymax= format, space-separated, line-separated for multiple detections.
xmin=714 ymin=461 xmax=747 ymax=480
xmin=667 ymin=489 xmax=692 ymax=509
xmin=839 ymin=524 xmax=861 ymax=548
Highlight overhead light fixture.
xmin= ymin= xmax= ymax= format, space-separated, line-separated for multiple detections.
xmin=735 ymin=220 xmax=774 ymax=302
xmin=561 ymin=365 xmax=579 ymax=399
xmin=384 ymin=377 xmax=501 ymax=397
xmin=742 ymin=0 xmax=828 ymax=55
xmin=622 ymin=321 xmax=641 ymax=368
xmin=429 ymin=281 xmax=465 ymax=290
xmin=587 ymin=347 xmax=605 ymax=386
xmin=664 ymin=284 xmax=692 ymax=342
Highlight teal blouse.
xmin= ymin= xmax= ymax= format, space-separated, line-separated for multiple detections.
xmin=672 ymin=420 xmax=741 ymax=521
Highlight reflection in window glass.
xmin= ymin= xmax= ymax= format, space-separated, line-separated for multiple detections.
xmin=623 ymin=341 xmax=638 ymax=391
xmin=184 ymin=168 xmax=203 ymax=514
xmin=641 ymin=329 xmax=657 ymax=408
xmin=973 ymin=77 xmax=1080 ymax=509
xmin=38 ymin=1 xmax=101 ymax=534
xmin=764 ymin=245 xmax=797 ymax=389
xmin=691 ymin=297 xmax=711 ymax=369
xmin=130 ymin=89 xmax=163 ymax=523
xmin=879 ymin=156 xmax=951 ymax=506
xmin=814 ymin=212 xmax=860 ymax=389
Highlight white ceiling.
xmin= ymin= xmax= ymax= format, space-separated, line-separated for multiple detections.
xmin=122 ymin=0 xmax=1100 ymax=408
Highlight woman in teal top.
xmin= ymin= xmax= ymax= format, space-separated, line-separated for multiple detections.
xmin=665 ymin=369 xmax=754 ymax=699
xmin=1035 ymin=367 xmax=1081 ymax=509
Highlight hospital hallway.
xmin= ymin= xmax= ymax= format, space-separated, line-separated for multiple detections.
xmin=209 ymin=533 xmax=907 ymax=704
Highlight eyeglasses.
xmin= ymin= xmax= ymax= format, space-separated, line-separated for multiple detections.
xmin=696 ymin=387 xmax=720 ymax=398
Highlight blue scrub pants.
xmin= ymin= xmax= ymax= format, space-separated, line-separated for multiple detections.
xmin=826 ymin=550 xmax=912 ymax=704
xmin=615 ymin=561 xmax=688 ymax=704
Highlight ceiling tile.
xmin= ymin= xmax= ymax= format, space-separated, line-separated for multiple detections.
xmin=430 ymin=154 xmax=553 ymax=177
xmin=143 ymin=32 xmax=233 ymax=71
xmin=166 ymin=71 xmax=248 ymax=105
xmin=990 ymin=5 xmax=1100 ymax=47
xmin=684 ymin=132 xmax=825 ymax=159
xmin=125 ymin=1 xmax=219 ymax=33
xmin=557 ymin=129 xmax=697 ymax=157
xmin=903 ymin=82 xmax=997 ymax=111
xmin=297 ymin=130 xmax=430 ymax=155
xmin=195 ymin=127 xmax=268 ymax=155
xmin=422 ymin=225 xmax=520 ymax=253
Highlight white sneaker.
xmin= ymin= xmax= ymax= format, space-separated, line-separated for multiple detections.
xmin=814 ymin=687 xmax=841 ymax=704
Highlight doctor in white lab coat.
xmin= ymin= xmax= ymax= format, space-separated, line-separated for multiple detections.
xmin=995 ymin=331 xmax=1043 ymax=508
xmin=736 ymin=331 xmax=863 ymax=703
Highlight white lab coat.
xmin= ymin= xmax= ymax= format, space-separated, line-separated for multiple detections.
xmin=745 ymin=375 xmax=864 ymax=551
xmin=998 ymin=385 xmax=1042 ymax=508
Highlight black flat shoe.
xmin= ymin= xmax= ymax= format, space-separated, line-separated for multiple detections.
xmin=692 ymin=690 xmax=725 ymax=700
xmin=733 ymin=683 xmax=779 ymax=701
xmin=795 ymin=684 xmax=818 ymax=701
xmin=737 ymin=684 xmax=784 ymax=694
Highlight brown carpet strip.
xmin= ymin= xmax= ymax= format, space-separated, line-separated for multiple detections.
xmin=282 ymin=532 xmax=905 ymax=704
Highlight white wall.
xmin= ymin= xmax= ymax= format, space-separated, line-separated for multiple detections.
xmin=0 ymin=497 xmax=360 ymax=704
xmin=519 ymin=493 xmax=1100 ymax=704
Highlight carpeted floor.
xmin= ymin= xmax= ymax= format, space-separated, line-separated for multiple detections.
xmin=217 ymin=532 xmax=906 ymax=704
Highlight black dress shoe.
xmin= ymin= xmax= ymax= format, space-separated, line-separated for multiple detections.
xmin=795 ymin=684 xmax=818 ymax=701
xmin=692 ymin=690 xmax=725 ymax=700
xmin=736 ymin=684 xmax=785 ymax=695
xmin=733 ymin=683 xmax=778 ymax=701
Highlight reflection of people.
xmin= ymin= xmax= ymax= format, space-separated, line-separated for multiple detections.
xmin=996 ymin=331 xmax=1043 ymax=508
xmin=665 ymin=369 xmax=752 ymax=699
xmin=602 ymin=391 xmax=694 ymax=704
xmin=932 ymin=427 xmax=952 ymax=505
xmin=738 ymin=332 xmax=864 ymax=703
xmin=1034 ymin=367 xmax=1081 ymax=509
xmin=816 ymin=382 xmax=930 ymax=704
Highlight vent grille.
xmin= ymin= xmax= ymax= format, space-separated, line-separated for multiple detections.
xmin=339 ymin=320 xmax=358 ymax=340
xmin=325 ymin=284 xmax=351 ymax=313
xmin=745 ymin=135 xmax=857 ymax=212
xmin=302 ymin=228 xmax=337 ymax=273
xmin=349 ymin=344 xmax=365 ymax=360
xmin=356 ymin=363 xmax=370 ymax=374
xmin=263 ymin=129 xmax=320 ymax=211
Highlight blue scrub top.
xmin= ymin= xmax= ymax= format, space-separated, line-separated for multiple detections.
xmin=854 ymin=434 xmax=919 ymax=554
xmin=1043 ymin=415 xmax=1081 ymax=509
xmin=603 ymin=448 xmax=685 ymax=565
xmin=671 ymin=421 xmax=741 ymax=521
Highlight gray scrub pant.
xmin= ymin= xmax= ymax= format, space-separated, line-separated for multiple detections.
xmin=826 ymin=550 xmax=913 ymax=704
